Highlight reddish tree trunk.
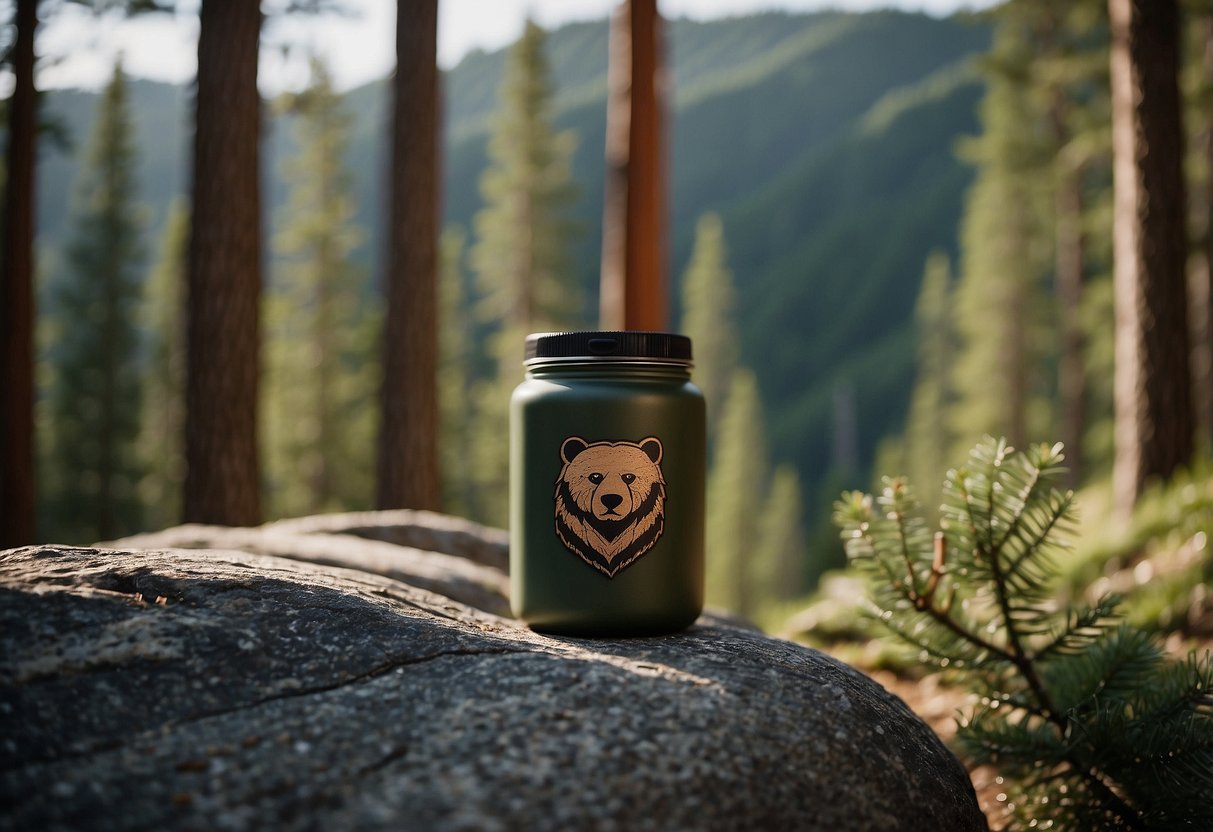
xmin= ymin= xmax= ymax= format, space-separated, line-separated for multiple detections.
xmin=183 ymin=0 xmax=263 ymax=526
xmin=0 ymin=0 xmax=38 ymax=547
xmin=377 ymin=0 xmax=441 ymax=511
xmin=1109 ymin=0 xmax=1193 ymax=515
xmin=600 ymin=0 xmax=668 ymax=331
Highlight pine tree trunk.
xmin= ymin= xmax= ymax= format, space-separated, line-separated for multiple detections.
xmin=0 ymin=0 xmax=38 ymax=547
xmin=600 ymin=0 xmax=668 ymax=331
xmin=377 ymin=0 xmax=440 ymax=511
xmin=1194 ymin=16 xmax=1213 ymax=450
xmin=183 ymin=0 xmax=263 ymax=526
xmin=1109 ymin=0 xmax=1193 ymax=515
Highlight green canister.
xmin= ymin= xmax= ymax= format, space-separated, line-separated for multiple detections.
xmin=510 ymin=331 xmax=705 ymax=636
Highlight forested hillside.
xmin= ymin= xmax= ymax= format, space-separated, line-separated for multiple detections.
xmin=34 ymin=9 xmax=992 ymax=562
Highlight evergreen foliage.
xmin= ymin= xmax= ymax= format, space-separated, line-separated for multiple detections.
xmin=43 ymin=61 xmax=146 ymax=542
xmin=688 ymin=215 xmax=810 ymax=613
xmin=950 ymin=19 xmax=1055 ymax=456
xmin=680 ymin=212 xmax=739 ymax=444
xmin=706 ymin=369 xmax=769 ymax=617
xmin=136 ymin=198 xmax=187 ymax=531
xmin=471 ymin=17 xmax=580 ymax=368
xmin=891 ymin=250 xmax=957 ymax=516
xmin=265 ymin=56 xmax=375 ymax=518
xmin=754 ymin=464 xmax=808 ymax=604
xmin=468 ymin=19 xmax=583 ymax=527
xmin=438 ymin=225 xmax=474 ymax=517
xmin=835 ymin=437 xmax=1213 ymax=831
xmin=943 ymin=1 xmax=1111 ymax=486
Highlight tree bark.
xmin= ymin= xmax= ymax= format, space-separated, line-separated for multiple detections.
xmin=183 ymin=0 xmax=263 ymax=526
xmin=1109 ymin=0 xmax=1193 ymax=516
xmin=0 ymin=0 xmax=38 ymax=547
xmin=600 ymin=0 xmax=668 ymax=331
xmin=1193 ymin=16 xmax=1213 ymax=451
xmin=377 ymin=0 xmax=441 ymax=511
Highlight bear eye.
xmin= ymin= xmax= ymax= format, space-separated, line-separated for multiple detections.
xmin=588 ymin=473 xmax=604 ymax=484
xmin=622 ymin=473 xmax=636 ymax=484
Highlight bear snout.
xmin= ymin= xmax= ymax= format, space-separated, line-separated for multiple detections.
xmin=599 ymin=493 xmax=624 ymax=513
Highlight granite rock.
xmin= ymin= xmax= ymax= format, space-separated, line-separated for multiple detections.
xmin=107 ymin=521 xmax=510 ymax=616
xmin=0 ymin=540 xmax=985 ymax=831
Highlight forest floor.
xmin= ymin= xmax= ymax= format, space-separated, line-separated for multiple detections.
xmin=846 ymin=629 xmax=1213 ymax=831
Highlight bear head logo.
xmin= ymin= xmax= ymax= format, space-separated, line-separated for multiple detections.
xmin=553 ymin=436 xmax=666 ymax=578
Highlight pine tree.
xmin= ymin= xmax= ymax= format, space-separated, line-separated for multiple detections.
xmin=438 ymin=226 xmax=474 ymax=517
xmin=472 ymin=17 xmax=580 ymax=372
xmin=942 ymin=1 xmax=1112 ymax=487
xmin=266 ymin=56 xmax=374 ymax=518
xmin=950 ymin=19 xmax=1056 ymax=457
xmin=1004 ymin=0 xmax=1109 ymax=488
xmin=44 ymin=60 xmax=145 ymax=542
xmin=902 ymin=250 xmax=956 ymax=510
xmin=467 ymin=18 xmax=582 ymax=526
xmin=1 ymin=0 xmax=38 ymax=546
xmin=836 ymin=437 xmax=1213 ymax=831
xmin=679 ymin=212 xmax=739 ymax=444
xmin=1110 ymin=0 xmax=1194 ymax=516
xmin=705 ymin=369 xmax=769 ymax=617
xmin=378 ymin=0 xmax=441 ymax=512
xmin=184 ymin=0 xmax=263 ymax=526
xmin=754 ymin=464 xmax=807 ymax=604
xmin=1186 ymin=7 xmax=1213 ymax=451
xmin=137 ymin=199 xmax=187 ymax=531
xmin=599 ymin=0 xmax=668 ymax=330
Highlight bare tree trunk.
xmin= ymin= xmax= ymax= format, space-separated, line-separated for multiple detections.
xmin=600 ymin=0 xmax=668 ymax=331
xmin=377 ymin=0 xmax=441 ymax=511
xmin=1110 ymin=0 xmax=1193 ymax=516
xmin=1193 ymin=16 xmax=1213 ymax=450
xmin=0 ymin=0 xmax=38 ymax=547
xmin=183 ymin=0 xmax=263 ymax=526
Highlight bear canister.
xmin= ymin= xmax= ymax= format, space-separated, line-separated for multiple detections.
xmin=510 ymin=331 xmax=705 ymax=636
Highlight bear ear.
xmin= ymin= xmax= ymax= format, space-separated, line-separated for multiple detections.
xmin=638 ymin=436 xmax=663 ymax=465
xmin=561 ymin=436 xmax=589 ymax=464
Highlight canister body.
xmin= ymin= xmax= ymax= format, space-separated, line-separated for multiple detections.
xmin=510 ymin=362 xmax=705 ymax=636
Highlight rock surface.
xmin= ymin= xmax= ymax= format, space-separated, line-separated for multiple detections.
xmin=106 ymin=521 xmax=510 ymax=616
xmin=1 ymin=525 xmax=986 ymax=832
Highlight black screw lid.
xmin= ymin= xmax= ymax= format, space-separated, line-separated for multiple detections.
xmin=524 ymin=331 xmax=693 ymax=364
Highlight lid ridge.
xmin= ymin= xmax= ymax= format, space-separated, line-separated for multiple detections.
xmin=525 ymin=331 xmax=693 ymax=364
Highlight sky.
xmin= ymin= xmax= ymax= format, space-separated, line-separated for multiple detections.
xmin=33 ymin=0 xmax=995 ymax=95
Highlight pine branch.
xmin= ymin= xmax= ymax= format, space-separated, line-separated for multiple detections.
xmin=1032 ymin=594 xmax=1121 ymax=661
xmin=836 ymin=486 xmax=1013 ymax=667
xmin=836 ymin=437 xmax=1213 ymax=831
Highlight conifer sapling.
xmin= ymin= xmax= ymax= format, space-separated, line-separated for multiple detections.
xmin=835 ymin=437 xmax=1213 ymax=831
